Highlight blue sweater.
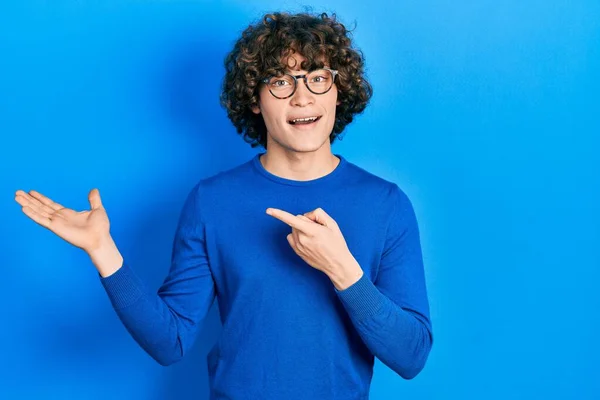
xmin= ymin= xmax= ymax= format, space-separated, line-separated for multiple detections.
xmin=100 ymin=152 xmax=433 ymax=399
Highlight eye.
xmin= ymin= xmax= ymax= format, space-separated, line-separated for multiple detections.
xmin=310 ymin=75 xmax=329 ymax=83
xmin=272 ymin=79 xmax=290 ymax=87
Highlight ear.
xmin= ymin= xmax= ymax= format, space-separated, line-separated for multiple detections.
xmin=251 ymin=104 xmax=261 ymax=114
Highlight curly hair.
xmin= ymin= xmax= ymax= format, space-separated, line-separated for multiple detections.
xmin=220 ymin=11 xmax=373 ymax=149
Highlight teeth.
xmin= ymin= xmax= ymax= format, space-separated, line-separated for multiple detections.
xmin=291 ymin=116 xmax=319 ymax=123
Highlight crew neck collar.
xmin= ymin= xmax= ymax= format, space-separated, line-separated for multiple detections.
xmin=251 ymin=152 xmax=347 ymax=186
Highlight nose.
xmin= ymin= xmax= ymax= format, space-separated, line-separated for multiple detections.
xmin=290 ymin=78 xmax=314 ymax=107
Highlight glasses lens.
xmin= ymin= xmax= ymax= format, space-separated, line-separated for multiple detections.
xmin=267 ymin=74 xmax=295 ymax=98
xmin=306 ymin=69 xmax=334 ymax=94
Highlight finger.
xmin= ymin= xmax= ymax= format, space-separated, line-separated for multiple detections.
xmin=21 ymin=205 xmax=52 ymax=229
xmin=287 ymin=233 xmax=296 ymax=249
xmin=28 ymin=190 xmax=65 ymax=211
xmin=292 ymin=226 xmax=301 ymax=248
xmin=14 ymin=192 xmax=31 ymax=208
xmin=296 ymin=216 xmax=315 ymax=242
xmin=296 ymin=214 xmax=315 ymax=225
xmin=304 ymin=208 xmax=332 ymax=227
xmin=15 ymin=193 xmax=54 ymax=219
xmin=88 ymin=188 xmax=103 ymax=210
xmin=266 ymin=208 xmax=313 ymax=233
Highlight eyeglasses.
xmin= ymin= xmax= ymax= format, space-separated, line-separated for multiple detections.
xmin=261 ymin=67 xmax=339 ymax=99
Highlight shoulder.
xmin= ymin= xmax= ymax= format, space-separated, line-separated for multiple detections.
xmin=178 ymin=156 xmax=255 ymax=218
xmin=188 ymin=157 xmax=254 ymax=194
xmin=342 ymin=158 xmax=412 ymax=207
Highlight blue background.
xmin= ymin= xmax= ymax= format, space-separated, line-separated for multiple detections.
xmin=1 ymin=1 xmax=598 ymax=399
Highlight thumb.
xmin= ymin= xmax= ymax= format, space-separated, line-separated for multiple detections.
xmin=304 ymin=208 xmax=329 ymax=227
xmin=88 ymin=188 xmax=103 ymax=210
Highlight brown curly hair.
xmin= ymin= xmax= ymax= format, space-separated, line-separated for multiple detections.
xmin=220 ymin=11 xmax=373 ymax=149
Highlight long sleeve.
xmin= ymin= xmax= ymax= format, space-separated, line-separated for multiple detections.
xmin=99 ymin=183 xmax=217 ymax=366
xmin=335 ymin=184 xmax=433 ymax=379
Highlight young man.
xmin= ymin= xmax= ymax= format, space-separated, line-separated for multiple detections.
xmin=15 ymin=11 xmax=432 ymax=399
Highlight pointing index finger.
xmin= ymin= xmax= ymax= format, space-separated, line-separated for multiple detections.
xmin=266 ymin=208 xmax=313 ymax=233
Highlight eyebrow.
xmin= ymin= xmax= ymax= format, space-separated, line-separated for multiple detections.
xmin=283 ymin=66 xmax=330 ymax=74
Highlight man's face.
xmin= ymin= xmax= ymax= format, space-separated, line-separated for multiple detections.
xmin=252 ymin=53 xmax=340 ymax=153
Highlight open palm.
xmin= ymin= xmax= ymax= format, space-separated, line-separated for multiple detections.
xmin=14 ymin=188 xmax=110 ymax=253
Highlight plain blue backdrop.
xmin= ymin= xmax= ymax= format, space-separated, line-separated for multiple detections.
xmin=1 ymin=1 xmax=598 ymax=399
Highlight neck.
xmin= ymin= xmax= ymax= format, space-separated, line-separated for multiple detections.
xmin=260 ymin=149 xmax=340 ymax=182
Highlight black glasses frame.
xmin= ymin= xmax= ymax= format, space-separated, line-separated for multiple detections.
xmin=260 ymin=67 xmax=339 ymax=99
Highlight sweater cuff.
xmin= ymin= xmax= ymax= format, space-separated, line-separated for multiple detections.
xmin=99 ymin=262 xmax=146 ymax=310
xmin=334 ymin=273 xmax=387 ymax=322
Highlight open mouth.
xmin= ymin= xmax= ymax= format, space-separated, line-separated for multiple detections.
xmin=288 ymin=116 xmax=322 ymax=126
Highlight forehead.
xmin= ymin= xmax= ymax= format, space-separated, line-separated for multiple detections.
xmin=284 ymin=53 xmax=306 ymax=71
xmin=281 ymin=51 xmax=327 ymax=72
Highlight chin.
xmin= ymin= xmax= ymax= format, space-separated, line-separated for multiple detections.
xmin=268 ymin=126 xmax=331 ymax=151
xmin=291 ymin=136 xmax=331 ymax=153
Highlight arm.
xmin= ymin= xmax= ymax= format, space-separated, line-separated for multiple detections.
xmin=333 ymin=185 xmax=433 ymax=379
xmin=97 ymin=184 xmax=216 ymax=366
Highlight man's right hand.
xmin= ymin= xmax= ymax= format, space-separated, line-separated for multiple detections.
xmin=15 ymin=188 xmax=123 ymax=277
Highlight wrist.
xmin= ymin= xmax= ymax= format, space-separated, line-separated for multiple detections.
xmin=87 ymin=235 xmax=123 ymax=278
xmin=328 ymin=256 xmax=364 ymax=291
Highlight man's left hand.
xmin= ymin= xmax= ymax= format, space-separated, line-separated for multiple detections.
xmin=266 ymin=207 xmax=363 ymax=290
